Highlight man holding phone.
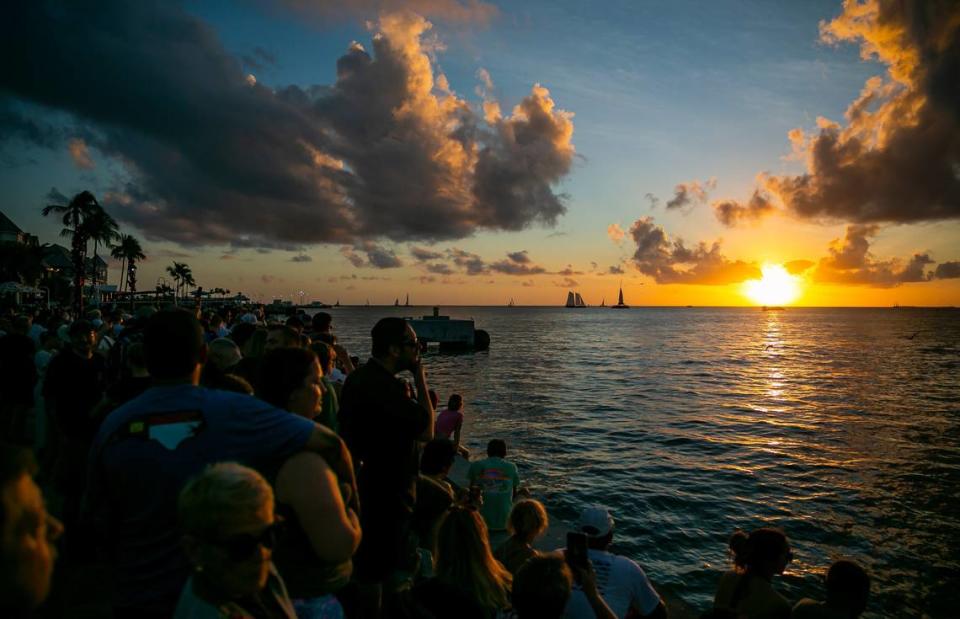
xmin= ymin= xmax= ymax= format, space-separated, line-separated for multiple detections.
xmin=562 ymin=506 xmax=667 ymax=619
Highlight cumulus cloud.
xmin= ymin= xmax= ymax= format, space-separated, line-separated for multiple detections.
xmin=713 ymin=190 xmax=777 ymax=227
xmin=557 ymin=265 xmax=583 ymax=276
xmin=426 ymin=262 xmax=454 ymax=275
xmin=447 ymin=248 xmax=487 ymax=275
xmin=665 ymin=178 xmax=715 ymax=211
xmin=628 ymin=217 xmax=761 ymax=285
xmin=342 ymin=241 xmax=403 ymax=268
xmin=489 ymin=250 xmax=546 ymax=275
xmin=507 ymin=250 xmax=531 ymax=264
xmin=1 ymin=4 xmax=574 ymax=248
xmin=644 ymin=193 xmax=660 ymax=210
xmin=933 ymin=261 xmax=960 ymax=279
xmin=67 ymin=137 xmax=94 ymax=169
xmin=808 ymin=224 xmax=954 ymax=287
xmin=555 ymin=277 xmax=579 ymax=287
xmin=410 ymin=246 xmax=444 ymax=261
xmin=608 ymin=264 xmax=625 ymax=274
xmin=607 ymin=223 xmax=625 ymax=245
xmin=758 ymin=1 xmax=960 ymax=224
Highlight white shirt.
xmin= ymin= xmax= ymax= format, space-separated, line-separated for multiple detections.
xmin=563 ymin=549 xmax=661 ymax=619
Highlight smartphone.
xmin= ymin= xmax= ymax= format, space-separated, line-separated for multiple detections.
xmin=566 ymin=532 xmax=589 ymax=569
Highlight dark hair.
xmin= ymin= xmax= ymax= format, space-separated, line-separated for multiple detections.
xmin=144 ymin=310 xmax=205 ymax=379
xmin=421 ymin=439 xmax=457 ymax=475
xmin=513 ymin=556 xmax=572 ymax=619
xmin=448 ymin=394 xmax=464 ymax=410
xmin=228 ymin=322 xmax=256 ymax=348
xmin=371 ymin=317 xmax=408 ymax=357
xmin=68 ymin=319 xmax=94 ymax=337
xmin=125 ymin=342 xmax=146 ymax=369
xmin=826 ymin=560 xmax=870 ymax=609
xmin=267 ymin=325 xmax=300 ymax=348
xmin=285 ymin=315 xmax=303 ymax=329
xmin=0 ymin=443 xmax=36 ymax=528
xmin=311 ymin=342 xmax=333 ymax=369
xmin=256 ymin=347 xmax=317 ymax=410
xmin=312 ymin=312 xmax=332 ymax=332
xmin=729 ymin=528 xmax=789 ymax=572
xmin=487 ymin=439 xmax=507 ymax=458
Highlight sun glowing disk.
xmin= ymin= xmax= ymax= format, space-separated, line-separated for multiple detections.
xmin=743 ymin=264 xmax=801 ymax=306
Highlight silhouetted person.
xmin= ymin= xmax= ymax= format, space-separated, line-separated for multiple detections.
xmin=339 ymin=316 xmax=435 ymax=616
xmin=467 ymin=439 xmax=520 ymax=532
xmin=86 ymin=309 xmax=352 ymax=619
xmin=793 ymin=560 xmax=870 ymax=619
xmin=495 ymin=499 xmax=549 ymax=576
xmin=514 ymin=555 xmax=616 ymax=619
xmin=710 ymin=528 xmax=792 ymax=619
xmin=563 ymin=506 xmax=665 ymax=619
xmin=413 ymin=439 xmax=458 ymax=554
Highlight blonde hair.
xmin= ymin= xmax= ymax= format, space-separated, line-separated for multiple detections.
xmin=178 ymin=462 xmax=273 ymax=537
xmin=435 ymin=507 xmax=512 ymax=611
xmin=507 ymin=499 xmax=549 ymax=542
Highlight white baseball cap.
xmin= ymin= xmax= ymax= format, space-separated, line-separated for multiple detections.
xmin=578 ymin=506 xmax=615 ymax=537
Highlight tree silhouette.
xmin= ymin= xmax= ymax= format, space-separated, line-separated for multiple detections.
xmin=41 ymin=190 xmax=100 ymax=313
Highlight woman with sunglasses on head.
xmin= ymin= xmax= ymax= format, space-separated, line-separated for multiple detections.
xmin=175 ymin=462 xmax=295 ymax=619
xmin=709 ymin=527 xmax=793 ymax=619
xmin=256 ymin=347 xmax=362 ymax=619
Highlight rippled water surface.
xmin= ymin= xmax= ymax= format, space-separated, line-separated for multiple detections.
xmin=324 ymin=306 xmax=960 ymax=617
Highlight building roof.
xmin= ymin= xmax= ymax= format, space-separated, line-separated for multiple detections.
xmin=0 ymin=211 xmax=24 ymax=234
xmin=42 ymin=244 xmax=73 ymax=270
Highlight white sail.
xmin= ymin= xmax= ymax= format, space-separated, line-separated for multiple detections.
xmin=565 ymin=291 xmax=576 ymax=307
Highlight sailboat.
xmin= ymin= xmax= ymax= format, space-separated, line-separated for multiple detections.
xmin=565 ymin=291 xmax=587 ymax=308
xmin=611 ymin=283 xmax=629 ymax=309
xmin=600 ymin=298 xmax=606 ymax=307
xmin=507 ymin=298 xmax=515 ymax=307
xmin=404 ymin=293 xmax=410 ymax=307
xmin=334 ymin=299 xmax=340 ymax=307
xmin=394 ymin=297 xmax=400 ymax=307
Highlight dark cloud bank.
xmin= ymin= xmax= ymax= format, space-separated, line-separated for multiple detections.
xmin=711 ymin=0 xmax=960 ymax=227
xmin=0 ymin=2 xmax=574 ymax=248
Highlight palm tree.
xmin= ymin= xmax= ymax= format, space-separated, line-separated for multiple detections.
xmin=166 ymin=261 xmax=194 ymax=303
xmin=111 ymin=234 xmax=146 ymax=293
xmin=80 ymin=206 xmax=119 ymax=290
xmin=41 ymin=190 xmax=100 ymax=313
xmin=166 ymin=262 xmax=183 ymax=304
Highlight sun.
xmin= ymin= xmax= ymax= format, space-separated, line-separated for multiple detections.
xmin=743 ymin=264 xmax=801 ymax=306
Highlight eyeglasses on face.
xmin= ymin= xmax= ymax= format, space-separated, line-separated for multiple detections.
xmin=207 ymin=521 xmax=284 ymax=561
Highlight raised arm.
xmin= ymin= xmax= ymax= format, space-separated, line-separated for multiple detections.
xmin=413 ymin=362 xmax=435 ymax=441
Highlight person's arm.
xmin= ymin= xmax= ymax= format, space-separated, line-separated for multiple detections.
xmin=452 ymin=418 xmax=462 ymax=448
xmin=572 ymin=564 xmax=618 ymax=619
xmin=411 ymin=361 xmax=435 ymax=441
xmin=303 ymin=423 xmax=359 ymax=513
xmin=276 ymin=451 xmax=361 ymax=563
xmin=333 ymin=344 xmax=355 ymax=375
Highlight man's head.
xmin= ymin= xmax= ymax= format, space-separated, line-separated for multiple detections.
xmin=68 ymin=319 xmax=96 ymax=357
xmin=826 ymin=560 xmax=870 ymax=616
xmin=311 ymin=312 xmax=332 ymax=334
xmin=447 ymin=394 xmax=464 ymax=411
xmin=487 ymin=439 xmax=507 ymax=458
xmin=579 ymin=506 xmax=614 ymax=550
xmin=421 ymin=439 xmax=457 ymax=477
xmin=370 ymin=317 xmax=419 ymax=372
xmin=208 ymin=338 xmax=242 ymax=371
xmin=0 ymin=444 xmax=62 ymax=614
xmin=265 ymin=325 xmax=300 ymax=352
xmin=144 ymin=310 xmax=207 ymax=381
xmin=513 ymin=555 xmax=572 ymax=619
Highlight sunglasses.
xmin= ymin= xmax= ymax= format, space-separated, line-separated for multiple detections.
xmin=207 ymin=522 xmax=284 ymax=561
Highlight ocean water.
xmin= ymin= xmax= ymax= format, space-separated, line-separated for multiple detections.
xmin=321 ymin=306 xmax=960 ymax=617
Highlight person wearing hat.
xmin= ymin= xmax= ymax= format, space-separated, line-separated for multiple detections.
xmin=562 ymin=506 xmax=666 ymax=619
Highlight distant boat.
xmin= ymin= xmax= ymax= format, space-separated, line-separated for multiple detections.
xmin=394 ymin=297 xmax=400 ymax=307
xmin=405 ymin=293 xmax=410 ymax=307
xmin=611 ymin=283 xmax=629 ymax=309
xmin=334 ymin=299 xmax=340 ymax=307
xmin=508 ymin=298 xmax=515 ymax=307
xmin=565 ymin=291 xmax=587 ymax=308
xmin=600 ymin=298 xmax=606 ymax=307
xmin=365 ymin=299 xmax=370 ymax=307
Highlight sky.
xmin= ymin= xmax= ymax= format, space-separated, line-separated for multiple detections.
xmin=1 ymin=0 xmax=958 ymax=306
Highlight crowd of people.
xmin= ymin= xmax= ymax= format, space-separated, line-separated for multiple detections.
xmin=1 ymin=304 xmax=871 ymax=618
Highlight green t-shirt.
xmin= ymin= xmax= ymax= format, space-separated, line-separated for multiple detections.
xmin=467 ymin=456 xmax=520 ymax=531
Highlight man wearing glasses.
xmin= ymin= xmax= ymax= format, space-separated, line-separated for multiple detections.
xmin=339 ymin=317 xmax=436 ymax=617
